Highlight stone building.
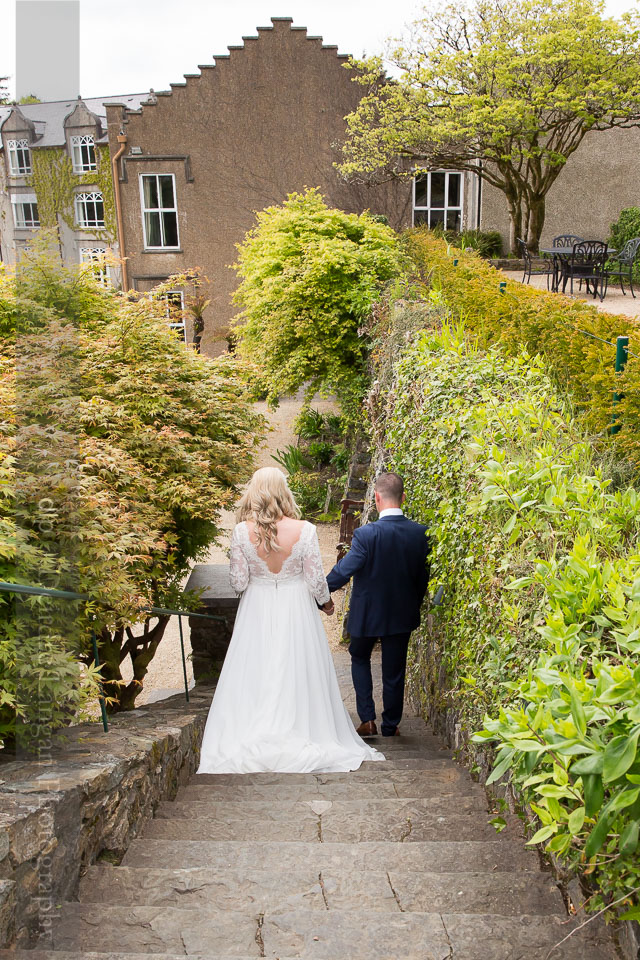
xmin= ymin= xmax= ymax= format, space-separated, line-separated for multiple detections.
xmin=104 ymin=18 xmax=412 ymax=355
xmin=0 ymin=94 xmax=147 ymax=280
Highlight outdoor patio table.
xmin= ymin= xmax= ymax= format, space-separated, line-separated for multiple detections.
xmin=539 ymin=245 xmax=616 ymax=293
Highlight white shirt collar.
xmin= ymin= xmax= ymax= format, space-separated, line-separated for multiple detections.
xmin=378 ymin=507 xmax=404 ymax=518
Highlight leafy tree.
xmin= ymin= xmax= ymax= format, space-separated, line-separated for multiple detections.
xmin=233 ymin=188 xmax=404 ymax=411
xmin=0 ymin=238 xmax=261 ymax=747
xmin=339 ymin=0 xmax=640 ymax=252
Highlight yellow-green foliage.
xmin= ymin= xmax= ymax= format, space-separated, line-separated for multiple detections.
xmin=233 ymin=188 xmax=405 ymax=413
xmin=407 ymin=230 xmax=640 ymax=467
xmin=29 ymin=145 xmax=116 ymax=240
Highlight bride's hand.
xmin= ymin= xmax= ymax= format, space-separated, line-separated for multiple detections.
xmin=322 ymin=599 xmax=335 ymax=616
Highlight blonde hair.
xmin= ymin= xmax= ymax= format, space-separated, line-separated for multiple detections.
xmin=236 ymin=467 xmax=300 ymax=553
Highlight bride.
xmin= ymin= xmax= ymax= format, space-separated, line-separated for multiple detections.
xmin=197 ymin=467 xmax=384 ymax=774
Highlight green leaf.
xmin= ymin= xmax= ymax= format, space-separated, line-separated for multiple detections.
xmin=620 ymin=820 xmax=639 ymax=857
xmin=567 ymin=806 xmax=585 ymax=835
xmin=526 ymin=824 xmax=557 ymax=846
xmin=571 ymin=753 xmax=603 ymax=776
xmin=603 ymin=732 xmax=639 ymax=783
xmin=583 ymin=774 xmax=604 ymax=819
xmin=486 ymin=749 xmax=515 ymax=785
xmin=608 ymin=786 xmax=640 ymax=814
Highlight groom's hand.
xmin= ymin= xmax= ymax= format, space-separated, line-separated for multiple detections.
xmin=322 ymin=599 xmax=335 ymax=615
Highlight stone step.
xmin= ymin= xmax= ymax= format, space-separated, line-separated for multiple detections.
xmin=187 ymin=761 xmax=460 ymax=788
xmin=121 ymin=839 xmax=539 ymax=874
xmin=50 ymin=904 xmax=615 ymax=959
xmin=0 ymin=954 xmax=255 ymax=960
xmin=260 ymin=909 xmax=616 ymax=959
xmin=161 ymin=794 xmax=487 ymax=823
xmin=176 ymin=770 xmax=482 ymax=800
xmin=79 ymin=863 xmax=564 ymax=917
xmin=142 ymin=800 xmax=504 ymax=843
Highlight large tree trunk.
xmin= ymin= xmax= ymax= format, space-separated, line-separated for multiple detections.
xmin=98 ymin=615 xmax=171 ymax=713
xmin=507 ymin=201 xmax=523 ymax=256
xmin=526 ymin=196 xmax=546 ymax=254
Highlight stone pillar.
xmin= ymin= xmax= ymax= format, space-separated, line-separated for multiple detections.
xmin=184 ymin=564 xmax=239 ymax=683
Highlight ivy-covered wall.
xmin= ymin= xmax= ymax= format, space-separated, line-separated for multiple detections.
xmin=28 ymin=145 xmax=116 ymax=242
xmin=367 ymin=295 xmax=640 ymax=923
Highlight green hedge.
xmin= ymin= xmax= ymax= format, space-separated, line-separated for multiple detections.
xmin=380 ymin=320 xmax=640 ymax=918
xmin=406 ymin=230 xmax=640 ymax=470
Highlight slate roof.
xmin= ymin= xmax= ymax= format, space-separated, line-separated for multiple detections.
xmin=0 ymin=93 xmax=149 ymax=148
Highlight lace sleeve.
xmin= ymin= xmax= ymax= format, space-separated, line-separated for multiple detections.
xmin=229 ymin=524 xmax=249 ymax=594
xmin=302 ymin=524 xmax=330 ymax=606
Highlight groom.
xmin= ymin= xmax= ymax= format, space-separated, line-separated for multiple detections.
xmin=326 ymin=472 xmax=430 ymax=737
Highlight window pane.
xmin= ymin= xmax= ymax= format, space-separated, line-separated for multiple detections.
xmin=447 ymin=211 xmax=462 ymax=232
xmin=414 ymin=210 xmax=429 ymax=226
xmin=431 ymin=173 xmax=446 ymax=208
xmin=94 ymin=197 xmax=104 ymax=225
xmin=143 ymin=176 xmax=159 ymax=209
xmin=430 ymin=209 xmax=445 ymax=228
xmin=162 ymin=211 xmax=178 ymax=247
xmin=448 ymin=174 xmax=461 ymax=207
xmin=145 ymin=211 xmax=162 ymax=246
xmin=414 ymin=176 xmax=429 ymax=208
xmin=160 ymin=176 xmax=175 ymax=209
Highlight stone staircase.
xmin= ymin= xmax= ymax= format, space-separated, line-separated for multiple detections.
xmin=2 ymin=650 xmax=618 ymax=960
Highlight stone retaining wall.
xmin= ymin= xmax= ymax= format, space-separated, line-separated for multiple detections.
xmin=0 ymin=686 xmax=212 ymax=948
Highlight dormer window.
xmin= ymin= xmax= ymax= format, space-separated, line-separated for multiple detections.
xmin=71 ymin=135 xmax=97 ymax=173
xmin=7 ymin=139 xmax=32 ymax=175
xmin=75 ymin=192 xmax=105 ymax=228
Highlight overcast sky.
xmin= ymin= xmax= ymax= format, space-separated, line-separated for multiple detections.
xmin=1 ymin=0 xmax=637 ymax=101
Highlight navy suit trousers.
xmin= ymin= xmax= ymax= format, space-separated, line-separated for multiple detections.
xmin=348 ymin=633 xmax=410 ymax=736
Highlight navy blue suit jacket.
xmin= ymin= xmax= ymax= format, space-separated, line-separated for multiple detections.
xmin=326 ymin=515 xmax=430 ymax=638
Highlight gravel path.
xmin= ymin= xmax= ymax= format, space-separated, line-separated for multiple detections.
xmin=132 ymin=394 xmax=344 ymax=706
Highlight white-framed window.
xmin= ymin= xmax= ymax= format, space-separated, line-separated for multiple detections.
xmin=140 ymin=174 xmax=179 ymax=249
xmin=79 ymin=247 xmax=111 ymax=286
xmin=11 ymin=194 xmax=39 ymax=228
xmin=7 ymin=139 xmax=32 ymax=175
xmin=413 ymin=171 xmax=463 ymax=231
xmin=75 ymin=192 xmax=105 ymax=228
xmin=161 ymin=290 xmax=186 ymax=341
xmin=71 ymin=135 xmax=97 ymax=173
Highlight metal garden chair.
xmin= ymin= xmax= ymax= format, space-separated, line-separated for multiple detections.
xmin=605 ymin=237 xmax=640 ymax=298
xmin=560 ymin=240 xmax=609 ymax=301
xmin=519 ymin=238 xmax=554 ymax=288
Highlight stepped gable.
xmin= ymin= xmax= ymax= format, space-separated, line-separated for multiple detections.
xmin=104 ymin=17 xmax=353 ymax=132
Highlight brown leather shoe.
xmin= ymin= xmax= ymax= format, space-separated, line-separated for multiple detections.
xmin=357 ymin=720 xmax=378 ymax=737
xmin=382 ymin=727 xmax=401 ymax=737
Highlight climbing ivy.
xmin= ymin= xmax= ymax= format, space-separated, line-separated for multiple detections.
xmin=29 ymin=145 xmax=116 ymax=242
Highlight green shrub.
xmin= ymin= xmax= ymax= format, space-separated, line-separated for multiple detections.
xmin=608 ymin=207 xmax=640 ymax=281
xmin=307 ymin=441 xmax=334 ymax=466
xmin=379 ymin=318 xmax=640 ymax=916
xmin=406 ymin=230 xmax=640 ymax=470
xmin=433 ymin=226 xmax=503 ymax=259
xmin=233 ymin=188 xmax=405 ymax=413
xmin=287 ymin=471 xmax=328 ymax=516
xmin=0 ymin=242 xmax=260 ymax=746
xmin=272 ymin=445 xmax=311 ymax=474
xmin=294 ymin=407 xmax=325 ymax=440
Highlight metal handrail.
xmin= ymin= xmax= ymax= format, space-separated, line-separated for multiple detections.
xmin=0 ymin=580 xmax=226 ymax=732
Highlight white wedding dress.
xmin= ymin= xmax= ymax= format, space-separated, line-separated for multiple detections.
xmin=197 ymin=520 xmax=384 ymax=774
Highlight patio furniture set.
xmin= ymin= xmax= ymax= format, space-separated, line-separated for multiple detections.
xmin=519 ymin=235 xmax=640 ymax=302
